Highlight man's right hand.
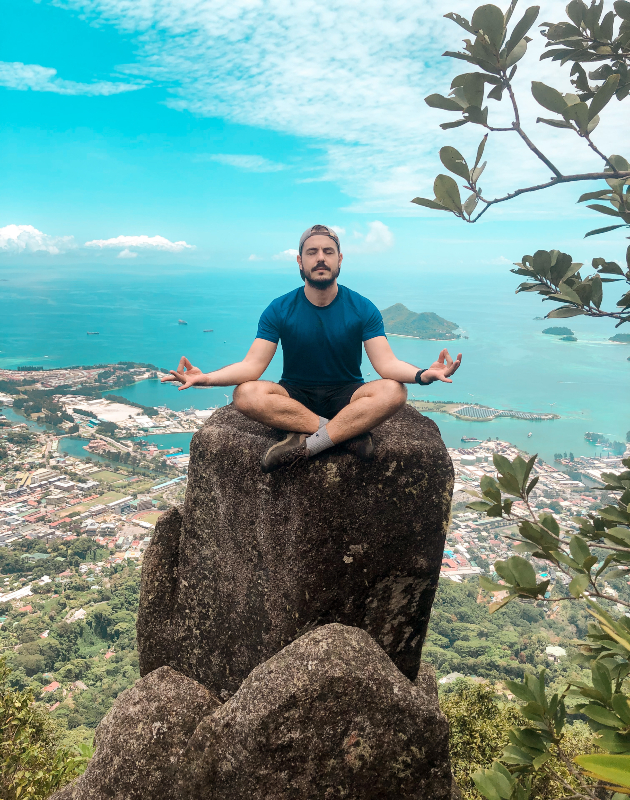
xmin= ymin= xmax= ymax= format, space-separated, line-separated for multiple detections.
xmin=161 ymin=357 xmax=206 ymax=390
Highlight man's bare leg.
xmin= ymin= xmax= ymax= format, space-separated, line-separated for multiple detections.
xmin=233 ymin=381 xmax=319 ymax=434
xmin=327 ymin=379 xmax=407 ymax=444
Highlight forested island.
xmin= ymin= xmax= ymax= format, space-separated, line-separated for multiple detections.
xmin=381 ymin=304 xmax=460 ymax=339
xmin=542 ymin=326 xmax=573 ymax=336
xmin=610 ymin=333 xmax=630 ymax=343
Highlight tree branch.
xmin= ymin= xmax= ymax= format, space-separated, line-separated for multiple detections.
xmin=504 ymin=79 xmax=563 ymax=177
xmin=471 ymin=171 xmax=630 ymax=222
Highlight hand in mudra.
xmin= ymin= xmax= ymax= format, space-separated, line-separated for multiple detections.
xmin=423 ymin=349 xmax=462 ymax=384
xmin=161 ymin=356 xmax=204 ymax=390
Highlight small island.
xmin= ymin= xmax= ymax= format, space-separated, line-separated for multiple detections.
xmin=381 ymin=303 xmax=460 ymax=340
xmin=610 ymin=334 xmax=630 ymax=344
xmin=561 ymin=335 xmax=577 ymax=342
xmin=543 ymin=326 xmax=573 ymax=336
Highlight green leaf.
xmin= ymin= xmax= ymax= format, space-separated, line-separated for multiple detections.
xmin=569 ymin=535 xmax=591 ymax=566
xmin=613 ymin=695 xmax=630 ymax=726
xmin=474 ymin=134 xmax=488 ymax=169
xmin=502 ymin=745 xmax=534 ymax=765
xmin=582 ymin=704 xmax=625 ymax=728
xmin=592 ymin=661 xmax=613 ymax=702
xmin=585 ymin=224 xmax=627 ymax=238
xmin=589 ymin=75 xmax=621 ymax=120
xmin=546 ymin=306 xmax=586 ymax=318
xmin=576 ymin=754 xmax=630 ymax=788
xmin=531 ymin=81 xmax=568 ymax=113
xmin=566 ymin=0 xmax=585 ymax=26
xmin=505 ymin=6 xmax=540 ymax=55
xmin=434 ymin=174 xmax=463 ymax=213
xmin=479 ymin=575 xmax=506 ymax=593
xmin=425 ymin=93 xmax=465 ymax=111
xmin=473 ymin=770 xmax=502 ymax=800
xmin=615 ymin=1 xmax=630 ymax=20
xmin=471 ymin=4 xmax=506 ymax=50
xmin=505 ymin=680 xmax=536 ymax=702
xmin=569 ymin=573 xmax=589 ymax=597
xmin=578 ymin=189 xmax=614 ymax=203
xmin=463 ymin=72 xmax=486 ymax=107
xmin=440 ymin=146 xmax=470 ymax=181
xmin=463 ymin=193 xmax=479 ymax=216
xmin=562 ymin=101 xmax=589 ymax=133
xmin=587 ymin=203 xmax=622 ymax=217
xmin=506 ymin=38 xmax=528 ymax=67
xmin=440 ymin=119 xmax=469 ymax=130
xmin=537 ymin=117 xmax=574 ymax=129
xmin=411 ymin=197 xmax=449 ymax=211
xmin=591 ymin=273 xmax=603 ymax=308
xmin=444 ymin=12 xmax=476 ymax=33
xmin=507 ymin=555 xmax=537 ymax=587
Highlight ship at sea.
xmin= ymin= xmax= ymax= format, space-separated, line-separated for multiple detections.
xmin=527 ymin=432 xmax=532 ymax=438
xmin=461 ymin=436 xmax=480 ymax=443
xmin=203 ymin=329 xmax=213 ymax=332
xmin=87 ymin=332 xmax=99 ymax=335
xmin=178 ymin=320 xmax=187 ymax=325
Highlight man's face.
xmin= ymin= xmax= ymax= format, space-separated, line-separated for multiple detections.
xmin=297 ymin=234 xmax=343 ymax=289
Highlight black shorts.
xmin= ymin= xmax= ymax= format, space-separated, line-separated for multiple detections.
xmin=279 ymin=380 xmax=363 ymax=419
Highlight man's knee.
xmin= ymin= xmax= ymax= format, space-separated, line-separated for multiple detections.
xmin=380 ymin=379 xmax=407 ymax=410
xmin=233 ymin=381 xmax=260 ymax=413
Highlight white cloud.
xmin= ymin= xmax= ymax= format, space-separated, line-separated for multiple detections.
xmin=330 ymin=226 xmax=346 ymax=236
xmin=0 ymin=224 xmax=75 ymax=255
xmin=117 ymin=248 xmax=138 ymax=259
xmin=0 ymin=61 xmax=142 ymax=96
xmin=52 ymin=0 xmax=623 ymax=213
xmin=205 ymin=154 xmax=286 ymax=172
xmin=85 ymin=235 xmax=194 ymax=252
xmin=248 ymin=254 xmax=264 ymax=261
xmin=272 ymin=249 xmax=299 ymax=261
xmin=364 ymin=221 xmax=394 ymax=250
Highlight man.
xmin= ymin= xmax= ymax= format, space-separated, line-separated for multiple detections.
xmin=162 ymin=224 xmax=462 ymax=473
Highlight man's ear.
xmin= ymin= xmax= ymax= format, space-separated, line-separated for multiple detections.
xmin=297 ymin=254 xmax=303 ymax=268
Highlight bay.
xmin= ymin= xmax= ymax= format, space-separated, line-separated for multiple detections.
xmin=1 ymin=262 xmax=628 ymax=465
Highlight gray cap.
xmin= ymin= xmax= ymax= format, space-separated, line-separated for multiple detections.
xmin=298 ymin=224 xmax=340 ymax=255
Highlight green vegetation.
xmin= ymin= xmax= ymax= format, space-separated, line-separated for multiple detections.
xmin=380 ymin=303 xmax=460 ymax=339
xmin=0 ymin=538 xmax=142 ymax=744
xmin=1 ymin=657 xmax=92 ymax=799
xmin=610 ymin=334 xmax=630 ymax=343
xmin=542 ymin=327 xmax=573 ymax=336
xmin=412 ymin=0 xmax=629 ymax=330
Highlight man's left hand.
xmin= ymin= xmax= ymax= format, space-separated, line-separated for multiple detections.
xmin=421 ymin=349 xmax=462 ymax=384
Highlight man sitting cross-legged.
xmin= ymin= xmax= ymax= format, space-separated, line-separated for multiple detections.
xmin=162 ymin=224 xmax=462 ymax=473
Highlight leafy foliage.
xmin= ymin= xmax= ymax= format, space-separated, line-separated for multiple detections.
xmin=465 ymin=449 xmax=630 ymax=799
xmin=413 ymin=0 xmax=630 ymax=328
xmin=0 ymin=656 xmax=91 ymax=799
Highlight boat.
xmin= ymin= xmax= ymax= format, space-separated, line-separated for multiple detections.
xmin=527 ymin=432 xmax=532 ymax=438
xmin=178 ymin=319 xmax=188 ymax=325
xmin=203 ymin=329 xmax=213 ymax=332
xmin=87 ymin=332 xmax=99 ymax=335
xmin=461 ymin=436 xmax=480 ymax=443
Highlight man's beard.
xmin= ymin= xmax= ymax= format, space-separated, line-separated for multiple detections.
xmin=300 ymin=263 xmax=340 ymax=290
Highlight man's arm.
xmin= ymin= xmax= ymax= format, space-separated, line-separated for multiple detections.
xmin=364 ymin=336 xmax=462 ymax=384
xmin=161 ymin=338 xmax=277 ymax=390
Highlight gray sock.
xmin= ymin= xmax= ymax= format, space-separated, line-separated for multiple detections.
xmin=318 ymin=416 xmax=329 ymax=429
xmin=306 ymin=425 xmax=335 ymax=456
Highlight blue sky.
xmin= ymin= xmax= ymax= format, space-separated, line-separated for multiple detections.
xmin=0 ymin=0 xmax=625 ymax=271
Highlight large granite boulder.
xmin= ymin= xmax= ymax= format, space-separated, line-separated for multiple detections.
xmin=138 ymin=403 xmax=453 ymax=698
xmin=49 ymin=666 xmax=219 ymax=800
xmin=52 ymin=625 xmax=452 ymax=800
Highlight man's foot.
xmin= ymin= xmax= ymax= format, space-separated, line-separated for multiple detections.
xmin=341 ymin=432 xmax=374 ymax=461
xmin=261 ymin=432 xmax=308 ymax=474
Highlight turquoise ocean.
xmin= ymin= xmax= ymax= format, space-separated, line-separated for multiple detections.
xmin=0 ymin=262 xmax=628 ymax=465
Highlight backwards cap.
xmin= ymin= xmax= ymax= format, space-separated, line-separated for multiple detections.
xmin=298 ymin=225 xmax=340 ymax=255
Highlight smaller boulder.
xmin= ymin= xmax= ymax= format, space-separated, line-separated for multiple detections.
xmin=49 ymin=666 xmax=219 ymax=800
xmin=179 ymin=624 xmax=452 ymax=799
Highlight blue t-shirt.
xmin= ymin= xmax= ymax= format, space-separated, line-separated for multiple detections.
xmin=256 ymin=285 xmax=385 ymax=386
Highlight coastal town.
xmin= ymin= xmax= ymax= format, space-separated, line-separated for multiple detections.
xmin=1 ymin=363 xmax=627 ymax=596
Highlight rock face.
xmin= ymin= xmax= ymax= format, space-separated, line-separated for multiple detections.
xmin=52 ymin=625 xmax=452 ymax=800
xmin=49 ymin=666 xmax=220 ymax=800
xmin=138 ymin=403 xmax=453 ymax=698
